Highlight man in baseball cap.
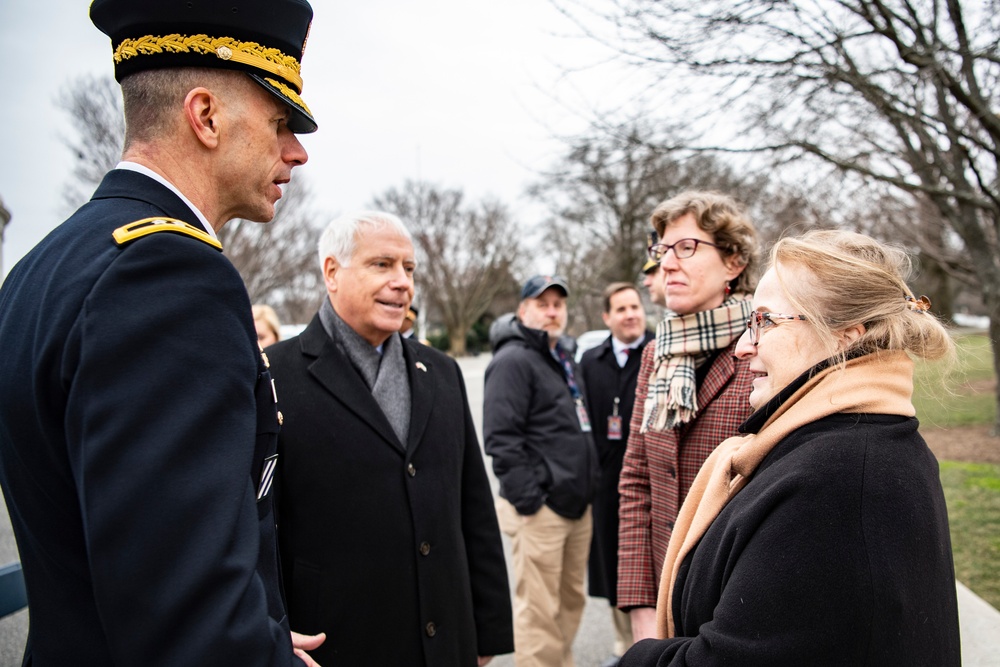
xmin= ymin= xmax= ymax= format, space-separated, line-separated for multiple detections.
xmin=484 ymin=273 xmax=599 ymax=665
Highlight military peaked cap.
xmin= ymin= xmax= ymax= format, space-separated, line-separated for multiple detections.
xmin=90 ymin=0 xmax=317 ymax=133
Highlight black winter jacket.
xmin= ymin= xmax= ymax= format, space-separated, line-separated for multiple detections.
xmin=621 ymin=409 xmax=960 ymax=667
xmin=484 ymin=320 xmax=599 ymax=519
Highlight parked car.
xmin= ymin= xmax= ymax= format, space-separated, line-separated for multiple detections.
xmin=574 ymin=329 xmax=610 ymax=362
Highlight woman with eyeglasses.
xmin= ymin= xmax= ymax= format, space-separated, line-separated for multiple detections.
xmin=617 ymin=191 xmax=759 ymax=647
xmin=620 ymin=229 xmax=960 ymax=666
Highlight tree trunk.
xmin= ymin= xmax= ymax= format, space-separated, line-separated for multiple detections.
xmin=449 ymin=326 xmax=468 ymax=357
xmin=987 ymin=288 xmax=1000 ymax=437
xmin=918 ymin=252 xmax=954 ymax=324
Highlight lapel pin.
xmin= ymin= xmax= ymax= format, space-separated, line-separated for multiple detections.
xmin=416 ymin=362 xmax=427 ymax=372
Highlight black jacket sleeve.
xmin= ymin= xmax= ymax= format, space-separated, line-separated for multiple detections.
xmin=483 ymin=349 xmax=545 ymax=515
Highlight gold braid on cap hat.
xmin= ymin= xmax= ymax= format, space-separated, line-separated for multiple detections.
xmin=263 ymin=77 xmax=312 ymax=115
xmin=114 ymin=34 xmax=303 ymax=92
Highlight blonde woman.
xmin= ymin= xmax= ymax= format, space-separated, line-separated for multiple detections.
xmin=253 ymin=304 xmax=282 ymax=348
xmin=621 ymin=230 xmax=960 ymax=666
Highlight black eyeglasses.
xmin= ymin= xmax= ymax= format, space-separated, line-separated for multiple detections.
xmin=647 ymin=238 xmax=724 ymax=261
xmin=745 ymin=311 xmax=808 ymax=346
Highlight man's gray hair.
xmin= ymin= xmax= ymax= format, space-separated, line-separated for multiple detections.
xmin=317 ymin=210 xmax=413 ymax=270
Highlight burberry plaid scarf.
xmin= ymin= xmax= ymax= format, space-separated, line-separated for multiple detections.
xmin=640 ymin=296 xmax=753 ymax=433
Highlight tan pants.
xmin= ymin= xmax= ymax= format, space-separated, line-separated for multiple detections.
xmin=497 ymin=498 xmax=593 ymax=667
xmin=610 ymin=606 xmax=633 ymax=657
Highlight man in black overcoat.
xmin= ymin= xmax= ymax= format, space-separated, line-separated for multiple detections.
xmin=267 ymin=211 xmax=514 ymax=666
xmin=579 ymin=283 xmax=653 ymax=667
xmin=0 ymin=1 xmax=325 ymax=664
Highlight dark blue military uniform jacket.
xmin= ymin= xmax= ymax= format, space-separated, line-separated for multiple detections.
xmin=0 ymin=169 xmax=301 ymax=666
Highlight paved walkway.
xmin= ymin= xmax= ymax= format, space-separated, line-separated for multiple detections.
xmin=0 ymin=353 xmax=996 ymax=666
xmin=957 ymin=582 xmax=1000 ymax=666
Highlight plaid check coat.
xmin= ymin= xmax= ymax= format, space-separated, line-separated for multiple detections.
xmin=616 ymin=339 xmax=754 ymax=609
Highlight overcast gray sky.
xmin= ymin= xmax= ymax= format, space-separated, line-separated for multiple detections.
xmin=1 ymin=1 xmax=628 ymax=277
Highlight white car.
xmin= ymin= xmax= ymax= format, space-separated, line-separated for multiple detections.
xmin=574 ymin=329 xmax=610 ymax=363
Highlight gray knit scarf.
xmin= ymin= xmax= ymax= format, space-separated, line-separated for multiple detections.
xmin=319 ymin=298 xmax=411 ymax=447
xmin=640 ymin=296 xmax=753 ymax=433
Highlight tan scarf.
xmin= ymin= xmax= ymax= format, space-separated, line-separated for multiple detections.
xmin=640 ymin=297 xmax=753 ymax=433
xmin=655 ymin=350 xmax=916 ymax=638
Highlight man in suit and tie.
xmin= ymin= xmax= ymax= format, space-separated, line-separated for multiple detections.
xmin=578 ymin=283 xmax=654 ymax=666
xmin=267 ymin=211 xmax=514 ymax=666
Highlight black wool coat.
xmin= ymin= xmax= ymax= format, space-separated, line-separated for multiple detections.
xmin=268 ymin=316 xmax=514 ymax=666
xmin=0 ymin=170 xmax=298 ymax=666
xmin=620 ymin=413 xmax=961 ymax=666
xmin=578 ymin=332 xmax=654 ymax=604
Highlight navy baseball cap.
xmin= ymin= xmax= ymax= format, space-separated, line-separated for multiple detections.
xmin=91 ymin=0 xmax=318 ymax=133
xmin=521 ymin=275 xmax=569 ymax=300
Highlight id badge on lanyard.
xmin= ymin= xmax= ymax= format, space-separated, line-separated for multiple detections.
xmin=607 ymin=396 xmax=623 ymax=440
xmin=575 ymin=398 xmax=592 ymax=433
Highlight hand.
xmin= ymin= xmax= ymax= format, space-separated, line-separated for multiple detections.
xmin=629 ymin=607 xmax=658 ymax=642
xmin=477 ymin=657 xmax=494 ymax=666
xmin=291 ymin=631 xmax=326 ymax=667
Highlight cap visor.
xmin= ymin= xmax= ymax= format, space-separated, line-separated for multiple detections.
xmin=248 ymin=73 xmax=318 ymax=134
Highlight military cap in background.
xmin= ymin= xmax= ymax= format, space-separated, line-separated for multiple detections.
xmin=90 ymin=0 xmax=318 ymax=133
xmin=644 ymin=228 xmax=660 ymax=273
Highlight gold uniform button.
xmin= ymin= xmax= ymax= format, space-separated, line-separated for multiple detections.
xmin=407 ymin=463 xmax=416 ymax=477
xmin=277 ymin=411 xmax=284 ymax=426
xmin=419 ymin=542 xmax=431 ymax=556
xmin=425 ymin=622 xmax=436 ymax=637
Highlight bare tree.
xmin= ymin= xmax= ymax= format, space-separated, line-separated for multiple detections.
xmin=529 ymin=122 xmax=681 ymax=290
xmin=57 ymin=74 xmax=126 ymax=211
xmin=0 ymin=194 xmax=11 ymax=277
xmin=530 ymin=120 xmax=823 ymax=328
xmin=372 ymin=181 xmax=524 ymax=356
xmin=216 ymin=179 xmax=325 ymax=324
xmin=558 ymin=0 xmax=1000 ymax=434
xmin=57 ymin=73 xmax=325 ymax=324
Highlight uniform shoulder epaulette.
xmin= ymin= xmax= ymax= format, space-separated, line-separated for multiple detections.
xmin=112 ymin=217 xmax=223 ymax=251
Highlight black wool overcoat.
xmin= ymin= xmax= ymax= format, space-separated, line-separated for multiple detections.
xmin=620 ymin=413 xmax=961 ymax=666
xmin=578 ymin=332 xmax=654 ymax=604
xmin=267 ymin=316 xmax=514 ymax=666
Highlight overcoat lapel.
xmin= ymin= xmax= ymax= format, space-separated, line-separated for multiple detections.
xmin=298 ymin=317 xmax=406 ymax=454
xmin=595 ymin=337 xmax=616 ymax=372
xmin=696 ymin=347 xmax=736 ymax=410
xmin=403 ymin=340 xmax=435 ymax=454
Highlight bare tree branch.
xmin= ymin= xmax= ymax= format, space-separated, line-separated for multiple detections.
xmin=557 ymin=0 xmax=1000 ymax=433
xmin=372 ymin=181 xmax=525 ymax=355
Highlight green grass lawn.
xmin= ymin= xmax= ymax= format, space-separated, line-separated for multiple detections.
xmin=914 ymin=332 xmax=1000 ymax=608
xmin=939 ymin=461 xmax=1000 ymax=609
xmin=913 ymin=332 xmax=996 ymax=428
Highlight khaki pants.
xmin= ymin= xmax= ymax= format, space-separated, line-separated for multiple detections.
xmin=610 ymin=606 xmax=633 ymax=657
xmin=497 ymin=498 xmax=593 ymax=667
